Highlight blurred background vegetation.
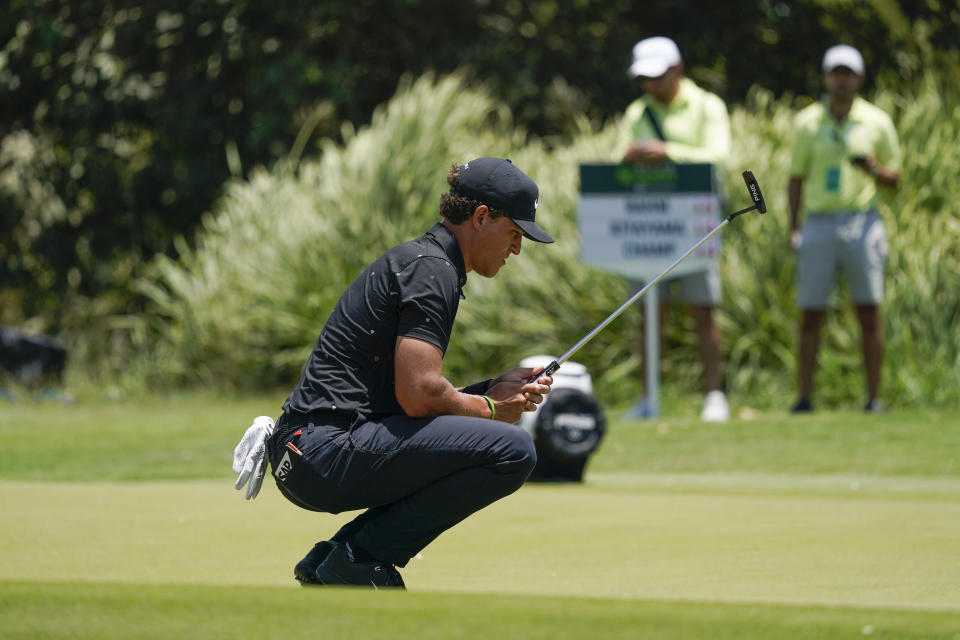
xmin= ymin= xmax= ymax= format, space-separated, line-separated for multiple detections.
xmin=1 ymin=0 xmax=958 ymax=408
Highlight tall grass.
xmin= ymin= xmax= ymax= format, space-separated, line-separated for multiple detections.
xmin=875 ymin=74 xmax=960 ymax=405
xmin=134 ymin=72 xmax=959 ymax=408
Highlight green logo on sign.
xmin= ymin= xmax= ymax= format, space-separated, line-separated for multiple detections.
xmin=614 ymin=165 xmax=678 ymax=187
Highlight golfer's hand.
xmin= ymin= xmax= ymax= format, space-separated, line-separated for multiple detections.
xmin=232 ymin=416 xmax=275 ymax=500
xmin=487 ymin=367 xmax=553 ymax=424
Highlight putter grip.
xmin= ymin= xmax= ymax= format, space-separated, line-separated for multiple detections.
xmin=529 ymin=360 xmax=560 ymax=382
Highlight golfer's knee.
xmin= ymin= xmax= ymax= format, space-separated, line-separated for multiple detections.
xmin=518 ymin=429 xmax=537 ymax=468
xmin=501 ymin=428 xmax=537 ymax=485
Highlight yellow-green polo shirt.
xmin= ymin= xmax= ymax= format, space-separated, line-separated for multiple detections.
xmin=789 ymin=96 xmax=901 ymax=214
xmin=616 ymin=77 xmax=731 ymax=166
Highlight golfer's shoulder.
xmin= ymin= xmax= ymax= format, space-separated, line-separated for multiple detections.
xmin=386 ymin=235 xmax=458 ymax=277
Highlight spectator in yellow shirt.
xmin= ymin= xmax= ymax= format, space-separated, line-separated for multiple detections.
xmin=616 ymin=36 xmax=732 ymax=422
xmin=788 ymin=44 xmax=901 ymax=413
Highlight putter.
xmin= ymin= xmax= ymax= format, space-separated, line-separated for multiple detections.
xmin=535 ymin=169 xmax=766 ymax=380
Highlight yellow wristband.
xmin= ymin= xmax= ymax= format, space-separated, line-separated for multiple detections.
xmin=481 ymin=395 xmax=496 ymax=420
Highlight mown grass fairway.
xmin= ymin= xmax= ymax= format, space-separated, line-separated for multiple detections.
xmin=1 ymin=395 xmax=958 ymax=638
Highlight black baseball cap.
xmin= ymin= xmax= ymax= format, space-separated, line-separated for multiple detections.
xmin=452 ymin=157 xmax=554 ymax=244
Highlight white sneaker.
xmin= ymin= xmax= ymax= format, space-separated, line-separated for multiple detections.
xmin=701 ymin=390 xmax=729 ymax=422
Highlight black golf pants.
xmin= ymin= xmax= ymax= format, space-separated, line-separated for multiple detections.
xmin=269 ymin=412 xmax=537 ymax=567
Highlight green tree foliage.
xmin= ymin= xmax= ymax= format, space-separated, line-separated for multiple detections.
xmin=2 ymin=0 xmax=957 ymax=329
xmin=136 ymin=73 xmax=959 ymax=408
xmin=1 ymin=1 xmax=344 ymax=322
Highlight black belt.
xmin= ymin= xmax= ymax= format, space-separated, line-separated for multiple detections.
xmin=284 ymin=408 xmax=355 ymax=429
xmin=267 ymin=410 xmax=338 ymax=463
xmin=271 ymin=409 xmax=359 ymax=448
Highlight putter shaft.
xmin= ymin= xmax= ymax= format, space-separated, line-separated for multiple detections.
xmin=534 ymin=169 xmax=765 ymax=380
xmin=540 ymin=217 xmax=732 ymax=378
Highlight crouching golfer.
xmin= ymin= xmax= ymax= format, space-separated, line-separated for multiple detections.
xmin=232 ymin=158 xmax=554 ymax=589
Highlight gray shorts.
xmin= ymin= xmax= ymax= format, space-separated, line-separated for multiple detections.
xmin=629 ymin=263 xmax=721 ymax=306
xmin=796 ymin=211 xmax=887 ymax=309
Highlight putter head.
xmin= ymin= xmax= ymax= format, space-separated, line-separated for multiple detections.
xmin=742 ymin=170 xmax=766 ymax=214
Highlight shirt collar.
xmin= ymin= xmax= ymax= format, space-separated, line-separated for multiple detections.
xmin=819 ymin=95 xmax=868 ymax=125
xmin=425 ymin=222 xmax=468 ymax=296
xmin=644 ymin=77 xmax=694 ymax=112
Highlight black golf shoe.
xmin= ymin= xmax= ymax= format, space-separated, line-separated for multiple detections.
xmin=313 ymin=542 xmax=405 ymax=589
xmin=790 ymin=398 xmax=814 ymax=414
xmin=294 ymin=540 xmax=336 ymax=585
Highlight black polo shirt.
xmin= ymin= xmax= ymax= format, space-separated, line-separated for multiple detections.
xmin=283 ymin=223 xmax=467 ymax=419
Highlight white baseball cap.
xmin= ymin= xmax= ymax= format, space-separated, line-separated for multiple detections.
xmin=822 ymin=44 xmax=865 ymax=75
xmin=628 ymin=36 xmax=682 ymax=78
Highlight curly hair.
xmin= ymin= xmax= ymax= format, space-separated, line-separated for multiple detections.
xmin=439 ymin=162 xmax=505 ymax=224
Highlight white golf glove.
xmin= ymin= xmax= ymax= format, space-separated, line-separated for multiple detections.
xmin=232 ymin=415 xmax=275 ymax=500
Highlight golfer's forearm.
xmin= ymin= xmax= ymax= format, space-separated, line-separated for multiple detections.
xmin=397 ymin=376 xmax=491 ymax=418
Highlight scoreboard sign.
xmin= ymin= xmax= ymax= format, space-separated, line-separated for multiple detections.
xmin=578 ymin=164 xmax=721 ymax=280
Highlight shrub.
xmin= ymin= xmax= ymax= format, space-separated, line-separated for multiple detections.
xmin=134 ymin=72 xmax=959 ymax=408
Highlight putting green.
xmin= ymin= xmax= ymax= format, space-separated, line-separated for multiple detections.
xmin=2 ymin=473 xmax=958 ymax=611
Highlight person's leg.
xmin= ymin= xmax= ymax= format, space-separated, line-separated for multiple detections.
xmin=291 ymin=414 xmax=536 ymax=567
xmin=347 ymin=415 xmax=536 ymax=565
xmin=689 ymin=305 xmax=722 ymax=393
xmin=682 ymin=267 xmax=727 ymax=421
xmin=794 ymin=215 xmax=838 ymax=411
xmin=797 ymin=309 xmax=825 ymax=403
xmin=856 ymin=305 xmax=883 ymax=406
xmin=841 ymin=211 xmax=888 ymax=410
xmin=690 ymin=304 xmax=729 ymax=421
